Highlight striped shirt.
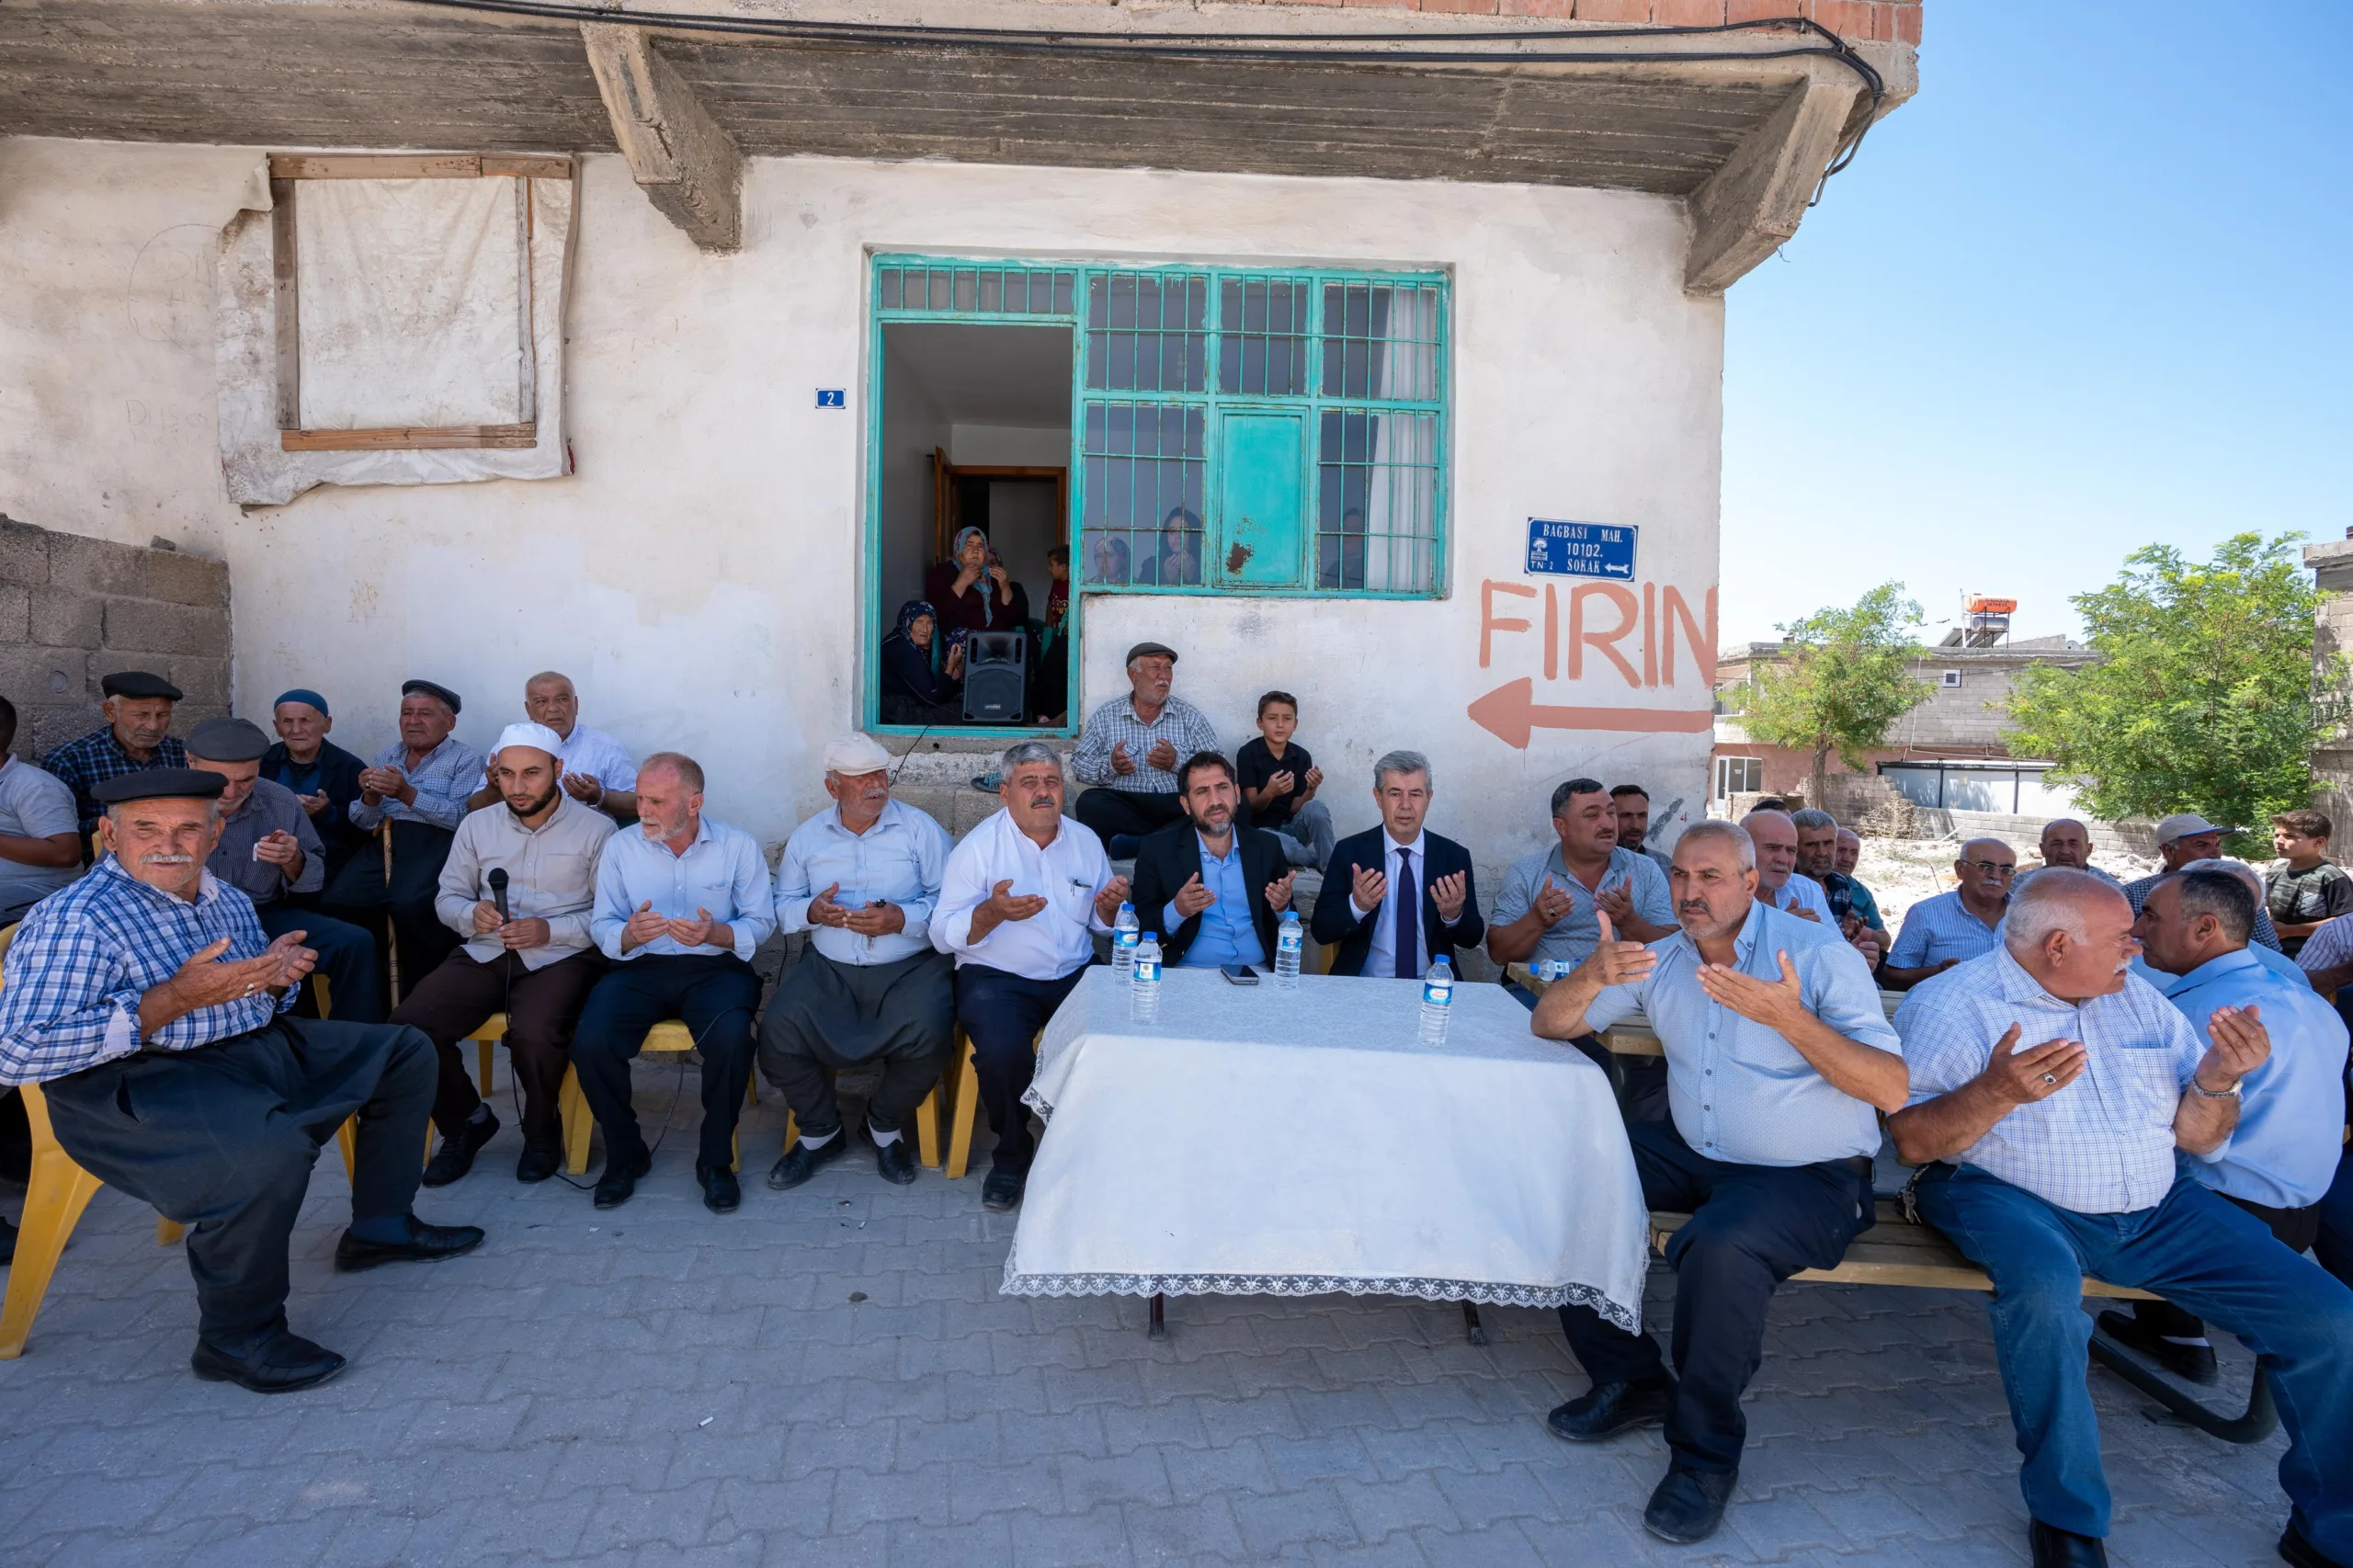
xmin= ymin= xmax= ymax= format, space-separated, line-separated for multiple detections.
xmin=2294 ymin=915 xmax=2353 ymax=977
xmin=1887 ymin=891 xmax=2006 ymax=971
xmin=1069 ymin=696 xmax=1221 ymax=796
xmin=349 ymin=735 xmax=484 ymax=834
xmin=42 ymin=727 xmax=189 ymax=838
xmin=0 ymin=858 xmax=292 ymax=1085
xmin=1896 ymin=948 xmax=2207 ymax=1214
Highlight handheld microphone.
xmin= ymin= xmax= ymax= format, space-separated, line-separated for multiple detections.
xmin=488 ymin=867 xmax=510 ymax=921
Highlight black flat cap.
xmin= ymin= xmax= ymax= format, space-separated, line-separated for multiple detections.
xmin=1124 ymin=642 xmax=1179 ymax=665
xmin=101 ymin=671 xmax=183 ymax=701
xmin=401 ymin=678 xmax=462 ymax=715
xmin=187 ymin=716 xmax=272 ymax=764
xmin=93 ymin=767 xmax=226 ymax=805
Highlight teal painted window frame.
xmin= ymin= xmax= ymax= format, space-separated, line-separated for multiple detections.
xmin=864 ymin=254 xmax=1451 ymax=735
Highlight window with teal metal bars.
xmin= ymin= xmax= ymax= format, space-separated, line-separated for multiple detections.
xmin=874 ymin=257 xmax=1449 ymax=598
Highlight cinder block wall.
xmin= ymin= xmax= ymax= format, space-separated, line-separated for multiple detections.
xmin=0 ymin=515 xmax=230 ymax=761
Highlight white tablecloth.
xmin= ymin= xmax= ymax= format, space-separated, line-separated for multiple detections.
xmin=1000 ymin=967 xmax=1650 ymax=1331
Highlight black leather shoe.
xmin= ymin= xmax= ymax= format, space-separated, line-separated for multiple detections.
xmin=2029 ymin=1520 xmax=2109 ymax=1567
xmin=2279 ymin=1524 xmax=2346 ymax=1568
xmin=334 ymin=1219 xmax=485 ymax=1273
xmin=874 ymin=1134 xmax=919 ymax=1186
xmin=767 ymin=1131 xmax=850 ymax=1191
xmin=1643 ymin=1463 xmax=1736 ymax=1545
xmin=515 ymin=1136 xmax=563 ymax=1184
xmin=698 ymin=1165 xmax=741 ymax=1214
xmin=981 ymin=1164 xmax=1027 ymax=1211
xmin=420 ymin=1111 xmax=499 ymax=1187
xmin=2095 ymin=1308 xmax=2218 ymax=1385
xmin=1546 ymin=1377 xmax=1675 ymax=1443
xmin=190 ymin=1330 xmax=347 ymax=1393
xmin=0 ymin=1214 xmax=17 ymax=1264
xmin=594 ymin=1147 xmax=653 ymax=1210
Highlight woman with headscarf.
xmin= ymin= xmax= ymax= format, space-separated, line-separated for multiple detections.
xmin=1138 ymin=506 xmax=1204 ymax=588
xmin=879 ymin=600 xmax=961 ymax=725
xmin=924 ymin=526 xmax=1017 ymax=638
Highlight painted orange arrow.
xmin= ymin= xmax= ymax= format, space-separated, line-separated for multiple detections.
xmin=1467 ymin=678 xmax=1713 ymax=749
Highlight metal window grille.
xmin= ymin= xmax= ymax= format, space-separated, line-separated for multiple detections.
xmin=1080 ymin=403 xmax=1206 ymax=589
xmin=876 ymin=264 xmax=1077 ymax=317
xmin=1086 ymin=274 xmax=1210 ymax=394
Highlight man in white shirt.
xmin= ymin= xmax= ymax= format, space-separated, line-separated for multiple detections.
xmin=468 ymin=671 xmax=639 ymax=821
xmin=933 ymin=742 xmax=1130 ymax=1211
xmin=574 ymin=752 xmax=774 ymax=1214
xmin=0 ymin=696 xmax=82 ymax=923
xmin=764 ymin=735 xmax=955 ymax=1194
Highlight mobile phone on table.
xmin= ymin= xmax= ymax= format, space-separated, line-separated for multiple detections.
xmin=1220 ymin=964 xmax=1260 ymax=985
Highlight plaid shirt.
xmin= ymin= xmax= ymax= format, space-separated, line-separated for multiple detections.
xmin=349 ymin=735 xmax=484 ymax=834
xmin=1069 ymin=695 xmax=1221 ymax=795
xmin=2122 ymin=871 xmax=2281 ymax=951
xmin=0 ymin=858 xmax=292 ymax=1085
xmin=2297 ymin=915 xmax=2353 ymax=976
xmin=1896 ymin=947 xmax=2207 ymax=1214
xmin=42 ymin=727 xmax=189 ymax=838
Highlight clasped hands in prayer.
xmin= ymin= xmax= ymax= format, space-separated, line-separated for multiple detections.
xmin=1108 ymin=739 xmax=1178 ymax=777
xmin=1171 ymin=869 xmax=1297 ymax=919
xmin=805 ymin=883 xmax=905 ymax=938
xmin=1349 ymin=862 xmax=1468 ymax=924
xmin=356 ymin=765 xmax=416 ymax=808
xmin=618 ymin=899 xmax=735 ymax=951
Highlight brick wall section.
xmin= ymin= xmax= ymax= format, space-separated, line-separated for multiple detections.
xmin=1202 ymin=0 xmax=1920 ymax=41
xmin=0 ymin=516 xmax=231 ymax=762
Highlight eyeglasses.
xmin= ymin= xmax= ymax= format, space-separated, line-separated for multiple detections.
xmin=1964 ymin=862 xmax=2018 ymax=876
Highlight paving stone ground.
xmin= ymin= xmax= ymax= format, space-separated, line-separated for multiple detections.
xmin=0 ymin=1060 xmax=2298 ymax=1568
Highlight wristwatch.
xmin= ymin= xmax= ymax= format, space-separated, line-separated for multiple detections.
xmin=2186 ymin=1076 xmax=2242 ymax=1101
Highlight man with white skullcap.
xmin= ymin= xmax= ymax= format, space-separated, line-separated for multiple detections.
xmin=574 ymin=751 xmax=775 ymax=1214
xmin=762 ymin=734 xmax=956 ymax=1191
xmin=391 ymin=722 xmax=617 ymax=1186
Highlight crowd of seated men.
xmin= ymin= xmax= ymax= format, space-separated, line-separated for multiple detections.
xmin=3 ymin=662 xmax=2351 ymax=1568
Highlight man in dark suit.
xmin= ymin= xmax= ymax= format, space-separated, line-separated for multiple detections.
xmin=1313 ymin=749 xmax=1484 ymax=977
xmin=1132 ymin=752 xmax=1298 ymax=969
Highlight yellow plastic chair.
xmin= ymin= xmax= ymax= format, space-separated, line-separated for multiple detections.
xmin=781 ymin=1075 xmax=946 ymax=1174
xmin=546 ymin=1017 xmax=761 ymax=1176
xmin=327 ymin=976 xmax=435 ymax=1179
xmin=943 ymin=1027 xmax=1041 ymax=1181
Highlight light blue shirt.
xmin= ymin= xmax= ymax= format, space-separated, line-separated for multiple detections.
xmin=1888 ymin=890 xmax=2004 ymax=970
xmin=1492 ymin=844 xmax=1673 ymax=968
xmin=775 ymin=799 xmax=950 ymax=967
xmin=1898 ymin=949 xmax=2208 ymax=1214
xmin=1164 ymin=833 xmax=1266 ymax=969
xmin=2157 ymin=948 xmax=2349 ymax=1210
xmin=1582 ymin=902 xmax=1900 ymax=1167
xmin=591 ymin=814 xmax=775 ymax=963
xmin=2130 ymin=943 xmax=2303 ymax=993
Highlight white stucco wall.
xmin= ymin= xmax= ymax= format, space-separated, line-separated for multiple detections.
xmin=0 ymin=134 xmax=1722 ymax=872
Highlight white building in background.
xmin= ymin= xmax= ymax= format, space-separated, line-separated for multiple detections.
xmin=0 ymin=0 xmax=1920 ymax=875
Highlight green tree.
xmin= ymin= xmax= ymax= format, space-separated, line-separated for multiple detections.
xmin=2006 ymin=532 xmax=2335 ymax=854
xmin=1745 ymin=583 xmax=1937 ymax=809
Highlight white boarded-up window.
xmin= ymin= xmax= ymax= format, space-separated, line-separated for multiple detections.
xmin=294 ymin=178 xmax=530 ymax=430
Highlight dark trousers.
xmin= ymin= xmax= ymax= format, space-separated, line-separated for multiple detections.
xmin=321 ymin=821 xmax=459 ymax=1015
xmin=2131 ymin=1188 xmax=2325 ymax=1340
xmin=757 ymin=948 xmax=956 ymax=1140
xmin=954 ymin=962 xmax=1086 ymax=1173
xmin=390 ymin=948 xmax=602 ymax=1142
xmin=2322 ymin=1139 xmax=2353 ymax=1288
xmin=1074 ymin=788 xmax=1188 ymax=845
xmin=256 ymin=902 xmax=384 ymax=1025
xmin=41 ymin=1019 xmax=435 ymax=1351
xmin=571 ymin=954 xmax=760 ymax=1173
xmin=1557 ymin=1119 xmax=1872 ymax=1472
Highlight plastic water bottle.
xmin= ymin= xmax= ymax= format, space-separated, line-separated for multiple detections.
xmin=1274 ymin=912 xmax=1304 ymax=989
xmin=1112 ymin=903 xmax=1140 ymax=985
xmin=1131 ymin=937 xmax=1162 ymax=1022
xmin=1418 ymin=956 xmax=1454 ymax=1045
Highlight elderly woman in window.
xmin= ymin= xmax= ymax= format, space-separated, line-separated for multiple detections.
xmin=880 ymin=600 xmax=961 ymax=725
xmin=925 ymin=527 xmax=1017 ymax=638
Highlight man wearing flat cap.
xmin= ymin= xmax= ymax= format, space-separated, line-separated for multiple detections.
xmin=188 ymin=716 xmax=384 ymax=1026
xmin=0 ymin=767 xmax=482 ymax=1393
xmin=322 ymin=679 xmax=484 ymax=1010
xmin=763 ymin=734 xmax=955 ymax=1192
xmin=392 ymin=722 xmax=615 ymax=1186
xmin=2122 ymin=813 xmax=2285 ymax=951
xmin=575 ymin=751 xmax=773 ymax=1213
xmin=1069 ymin=642 xmax=1222 ymax=856
xmin=262 ymin=689 xmax=368 ymax=890
xmin=43 ymin=669 xmax=188 ymax=849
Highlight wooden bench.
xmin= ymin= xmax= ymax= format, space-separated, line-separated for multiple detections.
xmin=1506 ymin=963 xmax=2279 ymax=1444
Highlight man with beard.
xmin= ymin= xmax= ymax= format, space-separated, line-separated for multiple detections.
xmin=465 ymin=670 xmax=640 ymax=822
xmin=44 ymin=670 xmax=188 ymax=847
xmin=1131 ymin=751 xmax=1296 ymax=970
xmin=0 ymin=769 xmax=479 ymax=1392
xmin=763 ymin=735 xmax=955 ymax=1194
xmin=392 ymin=722 xmax=615 ymax=1186
xmin=1530 ymin=820 xmax=1905 ymax=1546
xmin=934 ymin=742 xmax=1131 ymax=1211
xmin=574 ymin=752 xmax=774 ymax=1213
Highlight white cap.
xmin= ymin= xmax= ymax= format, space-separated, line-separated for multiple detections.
xmin=822 ymin=733 xmax=893 ymax=776
xmin=2154 ymin=812 xmax=2227 ymax=846
xmin=492 ymin=721 xmax=566 ymax=760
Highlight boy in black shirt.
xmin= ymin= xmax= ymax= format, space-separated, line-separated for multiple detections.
xmin=2268 ymin=809 xmax=2353 ymax=956
xmin=1236 ymin=691 xmax=1336 ymax=869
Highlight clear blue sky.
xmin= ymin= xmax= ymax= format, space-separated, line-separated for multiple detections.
xmin=1719 ymin=0 xmax=2352 ymax=651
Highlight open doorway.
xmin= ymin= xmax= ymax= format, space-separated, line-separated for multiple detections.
xmin=875 ymin=321 xmax=1074 ymax=732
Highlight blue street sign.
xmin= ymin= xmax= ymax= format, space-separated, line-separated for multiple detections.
xmin=815 ymin=389 xmax=847 ymax=408
xmin=1525 ymin=518 xmax=1637 ymax=581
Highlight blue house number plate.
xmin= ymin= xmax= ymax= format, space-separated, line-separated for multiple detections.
xmin=1525 ymin=518 xmax=1637 ymax=580
xmin=815 ymin=389 xmax=847 ymax=408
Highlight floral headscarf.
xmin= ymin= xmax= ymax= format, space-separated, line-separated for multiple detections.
xmin=891 ymin=599 xmax=936 ymax=642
